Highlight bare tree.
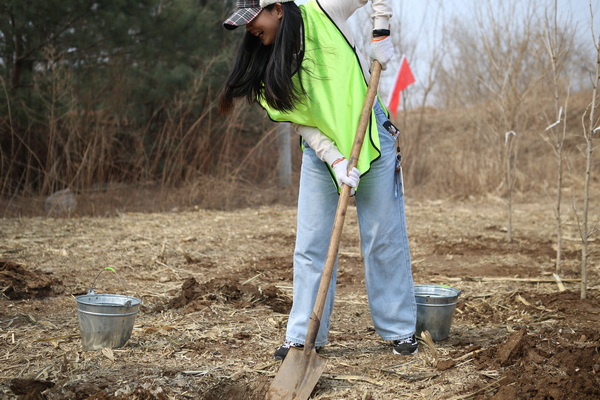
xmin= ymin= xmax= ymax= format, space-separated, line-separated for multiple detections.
xmin=473 ymin=0 xmax=542 ymax=241
xmin=400 ymin=1 xmax=447 ymax=180
xmin=350 ymin=0 xmax=449 ymax=188
xmin=540 ymin=0 xmax=576 ymax=274
xmin=577 ymin=2 xmax=600 ymax=299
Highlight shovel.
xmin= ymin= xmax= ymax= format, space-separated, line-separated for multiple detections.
xmin=266 ymin=60 xmax=383 ymax=400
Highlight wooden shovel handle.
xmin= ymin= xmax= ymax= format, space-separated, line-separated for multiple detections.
xmin=304 ymin=61 xmax=383 ymax=353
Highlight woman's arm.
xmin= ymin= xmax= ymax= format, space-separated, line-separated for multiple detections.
xmin=371 ymin=0 xmax=392 ymax=31
xmin=318 ymin=0 xmax=392 ymax=29
xmin=295 ymin=125 xmax=344 ymax=167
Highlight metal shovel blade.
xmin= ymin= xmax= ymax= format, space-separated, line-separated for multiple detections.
xmin=266 ymin=347 xmax=327 ymax=400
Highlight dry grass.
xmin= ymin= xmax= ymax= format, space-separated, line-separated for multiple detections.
xmin=1 ymin=83 xmax=597 ymax=218
xmin=395 ymin=90 xmax=596 ymax=200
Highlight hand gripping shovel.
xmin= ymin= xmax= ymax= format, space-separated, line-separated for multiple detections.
xmin=266 ymin=61 xmax=383 ymax=400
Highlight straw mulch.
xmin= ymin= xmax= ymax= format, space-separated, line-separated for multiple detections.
xmin=1 ymin=198 xmax=599 ymax=399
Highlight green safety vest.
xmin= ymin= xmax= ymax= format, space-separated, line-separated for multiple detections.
xmin=260 ymin=0 xmax=384 ymax=179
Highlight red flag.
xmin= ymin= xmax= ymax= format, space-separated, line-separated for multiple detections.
xmin=386 ymin=56 xmax=415 ymax=119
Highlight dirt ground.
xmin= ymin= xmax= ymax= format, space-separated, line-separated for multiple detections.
xmin=1 ymin=197 xmax=599 ymax=399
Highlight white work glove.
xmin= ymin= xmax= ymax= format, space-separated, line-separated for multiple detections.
xmin=332 ymin=158 xmax=361 ymax=195
xmin=369 ymin=35 xmax=393 ymax=71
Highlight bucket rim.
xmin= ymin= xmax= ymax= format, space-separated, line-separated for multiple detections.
xmin=416 ymin=301 xmax=458 ymax=307
xmin=75 ymin=293 xmax=142 ymax=307
xmin=414 ymin=284 xmax=462 ymax=296
xmin=414 ymin=284 xmax=461 ymax=304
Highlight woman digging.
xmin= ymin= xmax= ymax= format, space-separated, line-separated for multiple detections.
xmin=218 ymin=0 xmax=418 ymax=360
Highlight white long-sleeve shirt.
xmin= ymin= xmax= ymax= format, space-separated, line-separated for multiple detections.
xmin=295 ymin=0 xmax=392 ymax=167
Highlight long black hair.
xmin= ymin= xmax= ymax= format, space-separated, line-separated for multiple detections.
xmin=218 ymin=2 xmax=305 ymax=114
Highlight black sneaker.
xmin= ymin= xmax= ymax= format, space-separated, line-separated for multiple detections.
xmin=274 ymin=341 xmax=322 ymax=361
xmin=274 ymin=341 xmax=304 ymax=361
xmin=392 ymin=335 xmax=418 ymax=355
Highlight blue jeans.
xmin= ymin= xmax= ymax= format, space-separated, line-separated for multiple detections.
xmin=286 ymin=102 xmax=417 ymax=346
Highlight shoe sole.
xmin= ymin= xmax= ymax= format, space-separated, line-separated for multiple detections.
xmin=393 ymin=348 xmax=418 ymax=356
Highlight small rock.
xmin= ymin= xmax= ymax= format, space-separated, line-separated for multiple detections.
xmin=437 ymin=359 xmax=456 ymax=371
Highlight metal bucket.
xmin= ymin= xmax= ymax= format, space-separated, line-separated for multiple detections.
xmin=76 ymin=293 xmax=141 ymax=351
xmin=414 ymin=284 xmax=461 ymax=341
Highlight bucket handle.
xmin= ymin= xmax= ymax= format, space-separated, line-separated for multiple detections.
xmin=87 ymin=267 xmax=128 ymax=297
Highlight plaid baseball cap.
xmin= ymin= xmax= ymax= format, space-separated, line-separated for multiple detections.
xmin=223 ymin=0 xmax=262 ymax=30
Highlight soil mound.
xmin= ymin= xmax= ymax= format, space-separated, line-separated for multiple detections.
xmin=0 ymin=260 xmax=65 ymax=299
xmin=475 ymin=327 xmax=600 ymax=400
xmin=167 ymin=277 xmax=291 ymax=314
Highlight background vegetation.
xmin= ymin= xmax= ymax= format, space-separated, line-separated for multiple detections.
xmin=1 ymin=0 xmax=279 ymax=211
xmin=0 ymin=0 xmax=598 ymax=217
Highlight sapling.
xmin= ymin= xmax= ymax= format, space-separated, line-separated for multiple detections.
xmin=578 ymin=33 xmax=599 ymax=300
xmin=571 ymin=1 xmax=600 ymax=300
xmin=543 ymin=106 xmax=569 ymax=275
xmin=540 ymin=0 xmax=576 ymax=275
